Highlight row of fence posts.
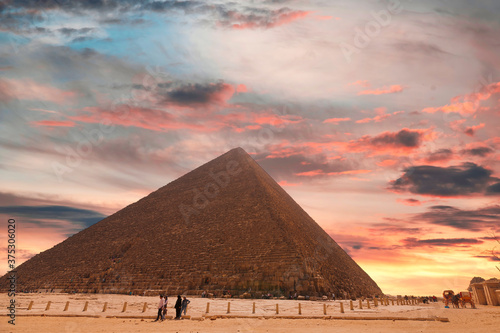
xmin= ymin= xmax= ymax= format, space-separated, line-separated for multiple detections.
xmin=204 ymin=298 xmax=420 ymax=315
xmin=27 ymin=300 xmax=145 ymax=313
xmin=26 ymin=297 xmax=421 ymax=314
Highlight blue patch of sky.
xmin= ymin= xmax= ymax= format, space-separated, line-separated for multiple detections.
xmin=68 ymin=13 xmax=197 ymax=78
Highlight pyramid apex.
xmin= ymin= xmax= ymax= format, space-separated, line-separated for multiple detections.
xmin=229 ymin=147 xmax=246 ymax=153
xmin=224 ymin=147 xmax=250 ymax=158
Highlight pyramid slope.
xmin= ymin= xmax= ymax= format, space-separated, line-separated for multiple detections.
xmin=1 ymin=148 xmax=381 ymax=297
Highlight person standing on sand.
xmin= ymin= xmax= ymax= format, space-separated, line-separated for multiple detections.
xmin=154 ymin=295 xmax=164 ymax=322
xmin=162 ymin=295 xmax=168 ymax=320
xmin=174 ymin=295 xmax=182 ymax=319
xmin=181 ymin=296 xmax=191 ymax=315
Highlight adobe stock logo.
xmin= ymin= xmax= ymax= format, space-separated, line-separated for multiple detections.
xmin=179 ymin=160 xmax=242 ymax=224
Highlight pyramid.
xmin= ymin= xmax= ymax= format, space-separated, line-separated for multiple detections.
xmin=1 ymin=148 xmax=381 ymax=297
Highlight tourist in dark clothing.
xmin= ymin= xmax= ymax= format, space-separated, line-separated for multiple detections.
xmin=174 ymin=295 xmax=182 ymax=319
xmin=181 ymin=296 xmax=190 ymax=315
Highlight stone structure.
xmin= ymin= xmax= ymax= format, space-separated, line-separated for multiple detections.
xmin=0 ymin=148 xmax=382 ymax=297
xmin=471 ymin=279 xmax=500 ymax=306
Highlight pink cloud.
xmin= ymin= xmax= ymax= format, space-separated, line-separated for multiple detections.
xmin=464 ymin=123 xmax=485 ymax=136
xmin=278 ymin=180 xmax=302 ymax=187
xmin=356 ymin=111 xmax=404 ymax=124
xmin=71 ymin=105 xmax=239 ymax=132
xmin=314 ymin=15 xmax=340 ymax=21
xmin=31 ymin=120 xmax=76 ymax=127
xmin=348 ymin=80 xmax=370 ymax=87
xmin=357 ymin=85 xmax=404 ymax=96
xmin=236 ymin=84 xmax=248 ymax=93
xmin=323 ymin=117 xmax=351 ymax=124
xmin=0 ymin=78 xmax=76 ymax=104
xmin=397 ymin=198 xmax=422 ymax=206
xmin=295 ymin=169 xmax=371 ymax=177
xmin=230 ymin=10 xmax=312 ymax=30
xmin=252 ymin=113 xmax=303 ymax=127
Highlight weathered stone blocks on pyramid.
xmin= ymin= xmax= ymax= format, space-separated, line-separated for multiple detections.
xmin=0 ymin=148 xmax=382 ymax=297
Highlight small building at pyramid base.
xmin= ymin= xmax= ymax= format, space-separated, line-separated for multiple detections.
xmin=471 ymin=279 xmax=500 ymax=306
xmin=1 ymin=148 xmax=382 ymax=298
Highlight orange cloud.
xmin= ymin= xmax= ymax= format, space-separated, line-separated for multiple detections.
xmin=357 ymin=85 xmax=404 ymax=96
xmin=377 ymin=159 xmax=397 ymax=167
xmin=423 ymin=81 xmax=500 ymax=115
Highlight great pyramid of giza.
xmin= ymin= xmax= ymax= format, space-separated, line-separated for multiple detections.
xmin=1 ymin=148 xmax=381 ymax=297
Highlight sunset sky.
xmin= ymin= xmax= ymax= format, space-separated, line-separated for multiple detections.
xmin=0 ymin=0 xmax=499 ymax=296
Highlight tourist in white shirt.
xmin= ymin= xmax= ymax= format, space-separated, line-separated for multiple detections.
xmin=154 ymin=295 xmax=164 ymax=322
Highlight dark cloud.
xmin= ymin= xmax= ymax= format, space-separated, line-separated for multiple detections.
xmin=473 ymin=255 xmax=500 ymax=262
xmin=487 ymin=182 xmax=500 ymax=194
xmin=0 ymin=205 xmax=106 ymax=228
xmin=392 ymin=41 xmax=450 ymax=57
xmin=389 ymin=162 xmax=500 ymax=197
xmin=1 ymin=0 xmax=308 ymax=32
xmin=162 ymin=82 xmax=232 ymax=106
xmin=70 ymin=36 xmax=95 ymax=43
xmin=461 ymin=146 xmax=494 ymax=157
xmin=425 ymin=148 xmax=454 ymax=162
xmin=413 ymin=205 xmax=500 ymax=232
xmin=464 ymin=126 xmax=476 ymax=136
xmin=402 ymin=237 xmax=483 ymax=247
xmin=368 ymin=223 xmax=423 ymax=235
xmin=370 ymin=129 xmax=421 ymax=148
xmin=255 ymin=150 xmax=364 ymax=181
xmin=58 ymin=27 xmax=95 ymax=36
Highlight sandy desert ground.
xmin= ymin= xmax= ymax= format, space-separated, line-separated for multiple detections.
xmin=1 ymin=292 xmax=499 ymax=332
